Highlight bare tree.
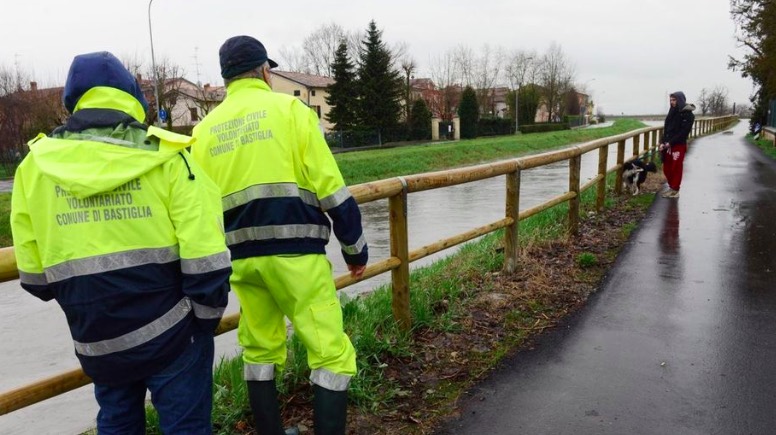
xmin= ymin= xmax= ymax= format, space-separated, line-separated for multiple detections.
xmin=146 ymin=58 xmax=185 ymax=129
xmin=0 ymin=64 xmax=66 ymax=168
xmin=707 ymin=85 xmax=730 ymax=116
xmin=390 ymin=41 xmax=411 ymax=71
xmin=279 ymin=23 xmax=388 ymax=78
xmin=277 ymin=45 xmax=311 ymax=74
xmin=470 ymin=44 xmax=505 ymax=116
xmin=345 ymin=29 xmax=364 ymax=66
xmin=452 ymin=44 xmax=475 ymax=87
xmin=697 ymin=88 xmax=710 ymax=115
xmin=538 ymin=43 xmax=575 ymax=121
xmin=428 ymin=49 xmax=461 ymax=120
xmin=303 ymin=22 xmax=347 ymax=77
xmin=504 ymin=49 xmax=539 ymax=89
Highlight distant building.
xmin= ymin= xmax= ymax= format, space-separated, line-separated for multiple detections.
xmin=138 ymin=75 xmax=224 ymax=129
xmin=271 ymin=70 xmax=335 ymax=131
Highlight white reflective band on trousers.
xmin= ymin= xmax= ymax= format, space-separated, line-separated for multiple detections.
xmin=244 ymin=363 xmax=275 ymax=381
xmin=310 ymin=368 xmax=351 ymax=392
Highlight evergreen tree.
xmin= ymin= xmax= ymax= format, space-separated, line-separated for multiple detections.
xmin=459 ymin=86 xmax=479 ymax=139
xmin=409 ymin=99 xmax=432 ymax=140
xmin=325 ymin=40 xmax=358 ymax=130
xmin=356 ymin=20 xmax=403 ymax=137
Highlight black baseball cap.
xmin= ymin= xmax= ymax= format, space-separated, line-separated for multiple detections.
xmin=219 ymin=35 xmax=278 ymax=79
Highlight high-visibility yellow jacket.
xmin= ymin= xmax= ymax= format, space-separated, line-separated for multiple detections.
xmin=191 ymin=78 xmax=367 ymax=265
xmin=11 ymin=87 xmax=231 ymax=385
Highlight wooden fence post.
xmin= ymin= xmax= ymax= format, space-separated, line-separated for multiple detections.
xmin=596 ymin=145 xmax=608 ymax=212
xmin=650 ymin=129 xmax=657 ymax=152
xmin=568 ymin=154 xmax=581 ymax=236
xmin=633 ymin=133 xmax=641 ymax=158
xmin=389 ymin=180 xmax=411 ymax=331
xmin=504 ymin=169 xmax=521 ymax=273
xmin=614 ymin=139 xmax=626 ymax=195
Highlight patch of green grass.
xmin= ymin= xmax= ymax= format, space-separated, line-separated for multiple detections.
xmin=747 ymin=133 xmax=776 ymax=160
xmin=629 ymin=193 xmax=655 ymax=208
xmin=576 ymin=252 xmax=598 ymax=268
xmin=337 ymin=119 xmax=646 ymax=185
xmin=621 ymin=222 xmax=638 ymax=238
xmin=211 ymin=354 xmax=251 ymax=433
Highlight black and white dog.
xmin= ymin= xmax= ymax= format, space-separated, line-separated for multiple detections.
xmin=622 ymin=159 xmax=657 ymax=195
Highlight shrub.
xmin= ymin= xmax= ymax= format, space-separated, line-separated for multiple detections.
xmin=477 ymin=117 xmax=514 ymax=137
xmin=576 ymin=252 xmax=598 ymax=268
xmin=519 ymin=123 xmax=569 ymax=134
xmin=409 ymin=99 xmax=432 ymax=140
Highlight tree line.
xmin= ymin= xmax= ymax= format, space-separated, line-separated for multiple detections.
xmin=309 ymin=20 xmax=591 ymax=142
xmin=729 ymin=0 xmax=776 ymax=130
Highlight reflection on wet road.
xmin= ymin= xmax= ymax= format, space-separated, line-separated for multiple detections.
xmin=438 ymin=121 xmax=776 ymax=434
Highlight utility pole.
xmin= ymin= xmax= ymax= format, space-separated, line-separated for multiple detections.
xmin=148 ymin=0 xmax=162 ymax=127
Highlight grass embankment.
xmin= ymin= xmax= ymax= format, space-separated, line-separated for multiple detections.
xmin=748 ymin=134 xmax=776 ymax=160
xmin=143 ymin=119 xmax=651 ymax=433
xmin=2 ymin=119 xmax=643 ymax=434
xmin=184 ymin=174 xmax=657 ymax=435
xmin=337 ymin=119 xmax=645 ymax=185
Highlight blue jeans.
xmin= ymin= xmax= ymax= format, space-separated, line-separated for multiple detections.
xmin=94 ymin=330 xmax=215 ymax=435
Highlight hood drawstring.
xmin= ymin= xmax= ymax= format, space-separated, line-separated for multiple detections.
xmin=178 ymin=152 xmax=196 ymax=180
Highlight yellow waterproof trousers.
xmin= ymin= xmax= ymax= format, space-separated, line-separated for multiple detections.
xmin=232 ymin=254 xmax=356 ymax=391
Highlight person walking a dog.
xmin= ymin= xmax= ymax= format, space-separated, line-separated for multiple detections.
xmin=659 ymin=91 xmax=696 ymax=198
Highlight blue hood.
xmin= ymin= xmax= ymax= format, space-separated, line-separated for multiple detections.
xmin=63 ymin=51 xmax=148 ymax=115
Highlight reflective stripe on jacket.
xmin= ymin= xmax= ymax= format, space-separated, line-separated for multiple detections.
xmin=191 ymin=78 xmax=367 ymax=265
xmin=11 ymin=88 xmax=231 ymax=384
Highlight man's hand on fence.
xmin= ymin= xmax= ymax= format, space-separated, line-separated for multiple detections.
xmin=348 ymin=264 xmax=366 ymax=279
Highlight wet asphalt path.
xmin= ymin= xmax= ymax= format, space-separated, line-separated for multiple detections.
xmin=437 ymin=121 xmax=776 ymax=435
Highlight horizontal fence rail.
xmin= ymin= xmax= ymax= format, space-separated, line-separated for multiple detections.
xmin=0 ymin=115 xmax=738 ymax=416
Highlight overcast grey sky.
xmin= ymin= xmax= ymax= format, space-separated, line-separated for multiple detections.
xmin=0 ymin=0 xmax=753 ymax=115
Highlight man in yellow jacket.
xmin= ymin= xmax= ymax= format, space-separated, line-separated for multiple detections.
xmin=191 ymin=36 xmax=368 ymax=435
xmin=11 ymin=51 xmax=231 ymax=434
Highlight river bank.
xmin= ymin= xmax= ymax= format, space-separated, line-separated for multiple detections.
xmin=0 ymin=119 xmax=651 ymax=434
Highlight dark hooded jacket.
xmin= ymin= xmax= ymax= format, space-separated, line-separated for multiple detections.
xmin=662 ymin=91 xmax=696 ymax=145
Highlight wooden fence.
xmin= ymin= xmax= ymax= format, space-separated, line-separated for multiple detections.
xmin=0 ymin=115 xmax=738 ymax=416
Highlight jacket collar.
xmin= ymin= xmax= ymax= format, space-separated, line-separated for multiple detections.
xmin=226 ymin=78 xmax=271 ymax=96
xmin=55 ymin=108 xmax=146 ymax=135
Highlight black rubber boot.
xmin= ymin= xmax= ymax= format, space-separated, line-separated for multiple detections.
xmin=313 ymin=384 xmax=348 ymax=435
xmin=247 ymin=380 xmax=286 ymax=435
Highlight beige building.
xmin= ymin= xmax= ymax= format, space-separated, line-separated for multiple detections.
xmin=271 ymin=70 xmax=335 ymax=131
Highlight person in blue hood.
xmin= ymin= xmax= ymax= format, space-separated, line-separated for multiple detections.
xmin=659 ymin=91 xmax=695 ymax=198
xmin=11 ymin=51 xmax=231 ymax=434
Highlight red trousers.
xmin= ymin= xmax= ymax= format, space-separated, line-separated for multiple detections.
xmin=662 ymin=143 xmax=686 ymax=191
